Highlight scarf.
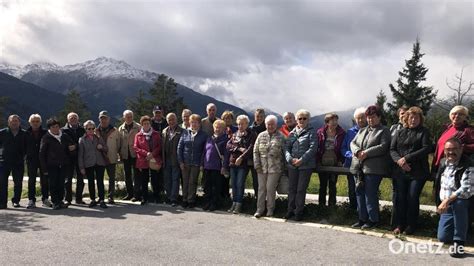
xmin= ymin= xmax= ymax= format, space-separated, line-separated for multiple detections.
xmin=48 ymin=130 xmax=62 ymax=143
xmin=141 ymin=128 xmax=153 ymax=141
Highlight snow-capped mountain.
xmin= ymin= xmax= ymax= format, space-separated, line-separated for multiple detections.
xmin=0 ymin=57 xmax=158 ymax=83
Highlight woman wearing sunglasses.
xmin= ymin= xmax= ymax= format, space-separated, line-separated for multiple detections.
xmin=78 ymin=120 xmax=108 ymax=208
xmin=284 ymin=109 xmax=317 ymax=221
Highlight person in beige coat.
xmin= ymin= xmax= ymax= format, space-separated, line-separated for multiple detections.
xmin=118 ymin=110 xmax=141 ymax=200
xmin=253 ymin=115 xmax=286 ymax=218
xmin=96 ymin=111 xmax=121 ymax=204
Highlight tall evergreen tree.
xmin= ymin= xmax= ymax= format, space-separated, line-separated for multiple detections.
xmin=387 ymin=39 xmax=436 ymax=121
xmin=57 ymin=89 xmax=91 ymax=125
xmin=375 ymin=89 xmax=389 ymax=125
xmin=0 ymin=96 xmax=8 ymax=128
xmin=148 ymin=74 xmax=186 ymax=115
xmin=126 ymin=89 xmax=151 ymax=118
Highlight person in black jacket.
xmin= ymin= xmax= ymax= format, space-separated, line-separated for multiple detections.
xmin=25 ymin=114 xmax=49 ymax=209
xmin=249 ymin=108 xmax=266 ymax=199
xmin=61 ymin=112 xmax=86 ymax=205
xmin=40 ymin=118 xmax=75 ymax=210
xmin=0 ymin=114 xmax=27 ymax=209
xmin=390 ymin=107 xmax=432 ymax=235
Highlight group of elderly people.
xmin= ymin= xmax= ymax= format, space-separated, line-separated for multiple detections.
xmin=0 ymin=102 xmax=473 ymax=257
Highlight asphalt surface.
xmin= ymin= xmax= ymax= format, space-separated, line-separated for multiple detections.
xmin=1 ymin=201 xmax=473 ymax=265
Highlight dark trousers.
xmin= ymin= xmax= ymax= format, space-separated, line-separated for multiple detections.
xmin=346 ymin=173 xmax=357 ymax=209
xmin=287 ymin=168 xmax=312 ymax=215
xmin=392 ymin=177 xmax=426 ymax=230
xmin=0 ymin=162 xmax=24 ymax=205
xmin=150 ymin=168 xmax=163 ymax=201
xmin=221 ymin=176 xmax=230 ymax=198
xmin=105 ymin=164 xmax=116 ymax=199
xmin=204 ymin=169 xmax=224 ymax=207
xmin=135 ymin=168 xmax=157 ymax=202
xmin=163 ymin=161 xmax=181 ymax=202
xmin=86 ymin=165 xmax=105 ymax=201
xmin=27 ymin=160 xmax=48 ymax=202
xmin=318 ymin=173 xmax=338 ymax=206
xmin=48 ymin=165 xmax=68 ymax=205
xmin=122 ymin=158 xmax=137 ymax=197
xmin=250 ymin=167 xmax=258 ymax=198
xmin=65 ymin=161 xmax=84 ymax=202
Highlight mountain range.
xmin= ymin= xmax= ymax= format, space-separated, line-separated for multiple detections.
xmin=0 ymin=57 xmax=355 ymax=129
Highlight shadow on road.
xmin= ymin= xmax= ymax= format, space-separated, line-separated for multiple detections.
xmin=0 ymin=201 xmax=193 ymax=233
xmin=0 ymin=212 xmax=50 ymax=233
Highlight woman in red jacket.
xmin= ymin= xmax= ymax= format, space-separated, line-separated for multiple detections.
xmin=134 ymin=116 xmax=162 ymax=205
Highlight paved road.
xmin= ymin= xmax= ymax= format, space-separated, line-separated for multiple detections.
xmin=0 ymin=201 xmax=472 ymax=264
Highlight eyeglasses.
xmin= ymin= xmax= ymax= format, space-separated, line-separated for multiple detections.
xmin=86 ymin=127 xmax=95 ymax=131
xmin=298 ymin=117 xmax=307 ymax=121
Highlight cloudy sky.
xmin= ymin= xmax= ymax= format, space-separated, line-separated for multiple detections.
xmin=1 ymin=0 xmax=473 ymax=114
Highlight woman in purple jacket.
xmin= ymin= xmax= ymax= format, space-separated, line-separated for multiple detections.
xmin=316 ymin=113 xmax=346 ymax=207
xmin=203 ymin=120 xmax=229 ymax=211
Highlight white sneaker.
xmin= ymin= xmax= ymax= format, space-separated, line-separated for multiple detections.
xmin=26 ymin=200 xmax=36 ymax=209
xmin=42 ymin=199 xmax=52 ymax=208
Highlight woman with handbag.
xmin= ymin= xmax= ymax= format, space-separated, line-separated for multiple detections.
xmin=316 ymin=113 xmax=346 ymax=207
xmin=78 ymin=120 xmax=108 ymax=208
xmin=134 ymin=115 xmax=162 ymax=205
xmin=202 ymin=119 xmax=229 ymax=211
xmin=226 ymin=115 xmax=257 ymax=214
xmin=253 ymin=115 xmax=286 ymax=218
xmin=350 ymin=105 xmax=391 ymax=229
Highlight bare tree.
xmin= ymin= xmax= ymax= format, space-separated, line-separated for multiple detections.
xmin=436 ymin=67 xmax=473 ymax=111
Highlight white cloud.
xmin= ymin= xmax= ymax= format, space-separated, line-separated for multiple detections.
xmin=0 ymin=0 xmax=472 ymax=115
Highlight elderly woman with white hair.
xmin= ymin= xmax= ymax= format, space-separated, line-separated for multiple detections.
xmin=433 ymin=105 xmax=474 ymax=170
xmin=226 ymin=114 xmax=257 ymax=214
xmin=340 ymin=107 xmax=367 ymax=209
xmin=284 ymin=109 xmax=317 ymax=221
xmin=78 ymin=120 xmax=108 ymax=208
xmin=253 ymin=115 xmax=286 ymax=218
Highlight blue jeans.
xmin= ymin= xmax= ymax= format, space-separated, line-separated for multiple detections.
xmin=230 ymin=167 xmax=247 ymax=203
xmin=392 ymin=177 xmax=426 ymax=229
xmin=163 ymin=162 xmax=181 ymax=202
xmin=438 ymin=198 xmax=470 ymax=243
xmin=355 ymin=174 xmax=382 ymax=223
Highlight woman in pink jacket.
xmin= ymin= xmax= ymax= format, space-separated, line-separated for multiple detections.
xmin=134 ymin=115 xmax=162 ymax=205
